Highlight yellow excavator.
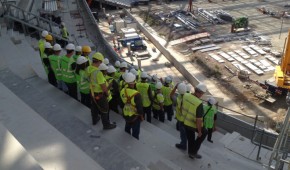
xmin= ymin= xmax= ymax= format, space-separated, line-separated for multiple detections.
xmin=275 ymin=30 xmax=290 ymax=92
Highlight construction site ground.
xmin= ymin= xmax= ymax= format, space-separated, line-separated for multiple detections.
xmin=97 ymin=0 xmax=290 ymax=129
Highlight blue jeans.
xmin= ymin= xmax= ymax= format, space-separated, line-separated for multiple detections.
xmin=125 ymin=119 xmax=141 ymax=140
xmin=178 ymin=121 xmax=187 ymax=149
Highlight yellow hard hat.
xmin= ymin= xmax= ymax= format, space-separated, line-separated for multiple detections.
xmin=92 ymin=52 xmax=104 ymax=62
xmin=82 ymin=46 xmax=91 ymax=53
xmin=45 ymin=34 xmax=53 ymax=41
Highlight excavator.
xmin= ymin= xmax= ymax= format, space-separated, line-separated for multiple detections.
xmin=274 ymin=29 xmax=290 ymax=94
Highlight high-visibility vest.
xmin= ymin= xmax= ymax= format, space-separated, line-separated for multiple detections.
xmin=150 ymin=82 xmax=156 ymax=92
xmin=152 ymin=91 xmax=164 ymax=110
xmin=48 ymin=54 xmax=62 ymax=80
xmin=38 ymin=39 xmax=45 ymax=57
xmin=62 ymin=27 xmax=68 ymax=39
xmin=76 ymin=69 xmax=90 ymax=94
xmin=161 ymin=85 xmax=173 ymax=106
xmin=183 ymin=93 xmax=202 ymax=128
xmin=176 ymin=94 xmax=185 ymax=122
xmin=203 ymin=104 xmax=217 ymax=129
xmin=136 ymin=82 xmax=151 ymax=107
xmin=120 ymin=88 xmax=139 ymax=117
xmin=119 ymin=79 xmax=127 ymax=91
xmin=73 ymin=54 xmax=80 ymax=61
xmin=61 ymin=56 xmax=76 ymax=83
xmin=114 ymin=71 xmax=122 ymax=82
xmin=88 ymin=66 xmax=104 ymax=93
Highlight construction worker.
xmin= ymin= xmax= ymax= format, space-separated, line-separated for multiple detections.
xmin=120 ymin=72 xmax=144 ymax=139
xmin=82 ymin=46 xmax=92 ymax=64
xmin=106 ymin=65 xmax=120 ymax=114
xmin=119 ymin=62 xmax=128 ymax=81
xmin=183 ymin=83 xmax=208 ymax=159
xmin=171 ymin=83 xmax=187 ymax=150
xmin=88 ymin=52 xmax=116 ymax=129
xmin=73 ymin=46 xmax=82 ymax=61
xmin=203 ymin=97 xmax=217 ymax=143
xmin=136 ymin=71 xmax=153 ymax=122
xmin=45 ymin=34 xmax=54 ymax=46
xmin=162 ymin=76 xmax=174 ymax=121
xmin=43 ymin=42 xmax=57 ymax=87
xmin=150 ymin=74 xmax=158 ymax=92
xmin=75 ymin=56 xmax=91 ymax=108
xmin=60 ymin=22 xmax=69 ymax=47
xmin=61 ymin=43 xmax=78 ymax=100
xmin=38 ymin=30 xmax=48 ymax=57
xmin=114 ymin=60 xmax=121 ymax=80
xmin=48 ymin=44 xmax=63 ymax=90
xmin=152 ymin=82 xmax=165 ymax=122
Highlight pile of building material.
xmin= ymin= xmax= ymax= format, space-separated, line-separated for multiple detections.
xmin=191 ymin=44 xmax=221 ymax=53
xmin=208 ymin=53 xmax=225 ymax=63
xmin=175 ymin=13 xmax=198 ymax=31
xmin=249 ymin=45 xmax=266 ymax=55
xmin=265 ymin=55 xmax=279 ymax=65
xmin=197 ymin=8 xmax=223 ymax=24
xmin=242 ymin=46 xmax=258 ymax=57
xmin=170 ymin=32 xmax=210 ymax=45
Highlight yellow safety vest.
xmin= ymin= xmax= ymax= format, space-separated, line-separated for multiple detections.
xmin=176 ymin=94 xmax=184 ymax=122
xmin=183 ymin=93 xmax=202 ymax=128
xmin=120 ymin=88 xmax=139 ymax=117
xmin=136 ymin=82 xmax=151 ymax=107
xmin=161 ymin=85 xmax=173 ymax=106
xmin=88 ymin=66 xmax=105 ymax=93
xmin=152 ymin=91 xmax=164 ymax=110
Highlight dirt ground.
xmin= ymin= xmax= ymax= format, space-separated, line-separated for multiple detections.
xmin=129 ymin=0 xmax=290 ymax=129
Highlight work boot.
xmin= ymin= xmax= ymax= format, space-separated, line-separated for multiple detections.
xmin=193 ymin=154 xmax=202 ymax=159
xmin=103 ymin=123 xmax=116 ymax=130
xmin=208 ymin=139 xmax=213 ymax=143
xmin=175 ymin=144 xmax=186 ymax=150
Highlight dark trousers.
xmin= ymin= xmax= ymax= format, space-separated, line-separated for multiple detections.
xmin=152 ymin=109 xmax=165 ymax=122
xmin=177 ymin=121 xmax=187 ymax=149
xmin=48 ymin=71 xmax=57 ymax=87
xmin=91 ymin=95 xmax=110 ymax=127
xmin=207 ymin=128 xmax=213 ymax=141
xmin=109 ymin=95 xmax=120 ymax=114
xmin=164 ymin=104 xmax=173 ymax=121
xmin=80 ymin=92 xmax=91 ymax=108
xmin=143 ymin=106 xmax=152 ymax=123
xmin=125 ymin=119 xmax=141 ymax=140
xmin=185 ymin=126 xmax=208 ymax=155
xmin=65 ymin=82 xmax=77 ymax=100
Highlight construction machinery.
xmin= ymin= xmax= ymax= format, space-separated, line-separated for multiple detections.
xmin=231 ymin=17 xmax=249 ymax=33
xmin=275 ymin=30 xmax=290 ymax=91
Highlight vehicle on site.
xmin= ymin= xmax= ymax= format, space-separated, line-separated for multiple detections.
xmin=231 ymin=17 xmax=250 ymax=33
xmin=118 ymin=34 xmax=147 ymax=51
xmin=274 ymin=30 xmax=290 ymax=93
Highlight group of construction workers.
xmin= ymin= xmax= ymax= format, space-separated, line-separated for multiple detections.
xmin=38 ymin=29 xmax=218 ymax=159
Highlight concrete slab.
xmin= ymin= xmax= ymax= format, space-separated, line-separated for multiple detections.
xmin=0 ymin=123 xmax=43 ymax=170
xmin=0 ymin=81 xmax=104 ymax=170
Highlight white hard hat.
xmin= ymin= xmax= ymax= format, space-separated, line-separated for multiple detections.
xmin=41 ymin=30 xmax=48 ymax=38
xmin=120 ymin=62 xmax=128 ymax=68
xmin=130 ymin=68 xmax=138 ymax=75
xmin=66 ymin=43 xmax=75 ymax=50
xmin=76 ymin=56 xmax=88 ymax=65
xmin=177 ymin=83 xmax=187 ymax=95
xmin=165 ymin=76 xmax=172 ymax=84
xmin=186 ymin=84 xmax=192 ymax=92
xmin=98 ymin=63 xmax=108 ymax=71
xmin=75 ymin=46 xmax=82 ymax=52
xmin=103 ymin=58 xmax=109 ymax=65
xmin=115 ymin=60 xmax=120 ymax=67
xmin=45 ymin=42 xmax=52 ymax=49
xmin=53 ymin=44 xmax=62 ymax=51
xmin=107 ymin=66 xmax=117 ymax=73
xmin=152 ymin=74 xmax=158 ymax=81
xmin=124 ymin=72 xmax=136 ymax=84
xmin=196 ymin=83 xmax=207 ymax=93
xmin=208 ymin=97 xmax=216 ymax=105
xmin=141 ymin=72 xmax=148 ymax=78
xmin=156 ymin=82 xmax=163 ymax=89
xmin=133 ymin=65 xmax=139 ymax=70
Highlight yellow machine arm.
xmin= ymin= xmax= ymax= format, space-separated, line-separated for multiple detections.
xmin=275 ymin=30 xmax=290 ymax=89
